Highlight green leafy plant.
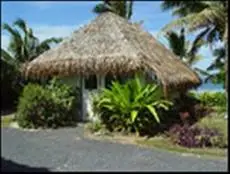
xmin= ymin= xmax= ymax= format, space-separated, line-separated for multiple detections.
xmin=196 ymin=112 xmax=228 ymax=148
xmin=86 ymin=120 xmax=106 ymax=133
xmin=190 ymin=91 xmax=226 ymax=108
xmin=200 ymin=92 xmax=226 ymax=108
xmin=16 ymin=79 xmax=79 ymax=129
xmin=93 ymin=74 xmax=173 ymax=135
xmin=93 ymin=1 xmax=133 ymax=20
xmin=1 ymin=19 xmax=62 ymax=111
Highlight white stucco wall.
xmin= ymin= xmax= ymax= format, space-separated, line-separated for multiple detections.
xmin=59 ymin=72 xmax=160 ymax=122
xmin=83 ymin=75 xmax=105 ymax=122
xmin=60 ymin=75 xmax=101 ymax=122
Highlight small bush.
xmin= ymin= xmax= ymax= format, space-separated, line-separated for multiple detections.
xmin=93 ymin=74 xmax=173 ymax=135
xmin=159 ymin=94 xmax=213 ymax=130
xmin=196 ymin=113 xmax=228 ymax=148
xmin=86 ymin=120 xmax=106 ymax=133
xmin=187 ymin=103 xmax=214 ymax=123
xmin=168 ymin=124 xmax=225 ymax=148
xmin=16 ymin=78 xmax=79 ymax=129
xmin=189 ymin=91 xmax=227 ymax=108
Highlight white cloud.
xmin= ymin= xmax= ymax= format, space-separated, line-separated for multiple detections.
xmin=1 ymin=24 xmax=84 ymax=50
xmin=32 ymin=25 xmax=77 ymax=41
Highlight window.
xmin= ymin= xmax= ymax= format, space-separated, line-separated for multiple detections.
xmin=85 ymin=75 xmax=97 ymax=90
xmin=105 ymin=74 xmax=117 ymax=89
xmin=105 ymin=74 xmax=132 ymax=88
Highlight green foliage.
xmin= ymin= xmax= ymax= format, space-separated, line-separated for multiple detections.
xmin=86 ymin=120 xmax=106 ymax=133
xmin=16 ymin=79 xmax=79 ymax=129
xmin=1 ymin=114 xmax=15 ymax=127
xmin=1 ymin=18 xmax=62 ymax=111
xmin=1 ymin=19 xmax=63 ymax=64
xmin=195 ymin=47 xmax=225 ymax=89
xmin=165 ymin=28 xmax=204 ymax=66
xmin=160 ymin=1 xmax=227 ymax=43
xmin=93 ymin=75 xmax=173 ymax=135
xmin=196 ymin=112 xmax=228 ymax=148
xmin=93 ymin=0 xmax=133 ymax=20
xmin=190 ymin=91 xmax=226 ymax=108
xmin=160 ymin=1 xmax=228 ymax=94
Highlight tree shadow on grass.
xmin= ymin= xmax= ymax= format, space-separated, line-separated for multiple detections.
xmin=1 ymin=157 xmax=50 ymax=172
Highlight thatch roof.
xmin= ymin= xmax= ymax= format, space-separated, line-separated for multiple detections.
xmin=22 ymin=12 xmax=201 ymax=89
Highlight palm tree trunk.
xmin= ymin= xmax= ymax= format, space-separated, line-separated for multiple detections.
xmin=127 ymin=1 xmax=133 ymax=20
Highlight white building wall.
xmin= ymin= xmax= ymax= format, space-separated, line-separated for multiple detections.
xmin=60 ymin=72 xmax=163 ymax=122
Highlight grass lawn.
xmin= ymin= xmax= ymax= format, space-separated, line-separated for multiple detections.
xmin=1 ymin=114 xmax=15 ymax=127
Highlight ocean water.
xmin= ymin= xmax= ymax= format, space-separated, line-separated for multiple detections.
xmin=195 ymin=82 xmax=224 ymax=92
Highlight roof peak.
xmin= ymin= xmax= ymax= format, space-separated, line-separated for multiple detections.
xmin=23 ymin=10 xmax=201 ymax=89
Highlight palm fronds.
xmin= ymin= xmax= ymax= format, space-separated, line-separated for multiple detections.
xmin=93 ymin=0 xmax=134 ymax=20
xmin=164 ymin=28 xmax=203 ymax=66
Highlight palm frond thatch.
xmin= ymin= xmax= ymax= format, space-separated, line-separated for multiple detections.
xmin=22 ymin=12 xmax=201 ymax=89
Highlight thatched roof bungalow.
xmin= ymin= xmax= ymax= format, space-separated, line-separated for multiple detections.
xmin=22 ymin=12 xmax=201 ymax=121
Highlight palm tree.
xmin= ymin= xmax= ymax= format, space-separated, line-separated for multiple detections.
xmin=160 ymin=1 xmax=228 ymax=84
xmin=195 ymin=47 xmax=225 ymax=89
xmin=1 ymin=18 xmax=62 ymax=67
xmin=93 ymin=0 xmax=133 ymax=20
xmin=161 ymin=1 xmax=226 ymax=44
xmin=1 ymin=18 xmax=63 ymax=109
xmin=160 ymin=0 xmax=228 ymax=117
xmin=164 ymin=28 xmax=203 ymax=66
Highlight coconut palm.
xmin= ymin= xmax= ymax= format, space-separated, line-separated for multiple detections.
xmin=195 ymin=47 xmax=225 ymax=89
xmin=161 ymin=0 xmax=228 ymax=117
xmin=93 ymin=0 xmax=133 ymax=20
xmin=165 ymin=28 xmax=203 ymax=66
xmin=160 ymin=1 xmax=228 ymax=89
xmin=1 ymin=18 xmax=62 ymax=67
xmin=160 ymin=1 xmax=227 ymax=44
xmin=1 ymin=18 xmax=63 ymax=110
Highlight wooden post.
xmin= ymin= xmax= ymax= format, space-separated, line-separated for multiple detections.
xmin=80 ymin=76 xmax=84 ymax=122
xmin=97 ymin=75 xmax=105 ymax=89
xmin=163 ymin=85 xmax=168 ymax=99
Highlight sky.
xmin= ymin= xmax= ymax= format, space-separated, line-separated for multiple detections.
xmin=1 ymin=1 xmax=222 ymax=71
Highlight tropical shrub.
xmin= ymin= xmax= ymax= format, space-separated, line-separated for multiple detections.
xmin=86 ymin=120 xmax=106 ymax=133
xmin=159 ymin=93 xmax=213 ymax=130
xmin=93 ymin=75 xmax=173 ymax=135
xmin=16 ymin=78 xmax=79 ymax=128
xmin=189 ymin=91 xmax=226 ymax=108
xmin=196 ymin=112 xmax=228 ymax=148
xmin=168 ymin=124 xmax=225 ymax=148
xmin=192 ymin=104 xmax=214 ymax=121
xmin=1 ymin=19 xmax=62 ymax=111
